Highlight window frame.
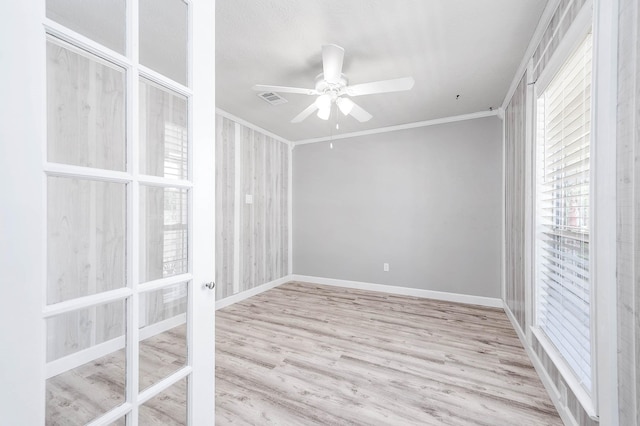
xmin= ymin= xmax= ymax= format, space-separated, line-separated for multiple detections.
xmin=530 ymin=3 xmax=598 ymax=416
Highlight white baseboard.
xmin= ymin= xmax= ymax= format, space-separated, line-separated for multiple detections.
xmin=291 ymin=274 xmax=504 ymax=308
xmin=503 ymin=305 xmax=578 ymax=426
xmin=215 ymin=275 xmax=291 ymax=310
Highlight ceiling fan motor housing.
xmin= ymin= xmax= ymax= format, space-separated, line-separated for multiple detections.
xmin=315 ymin=73 xmax=349 ymax=98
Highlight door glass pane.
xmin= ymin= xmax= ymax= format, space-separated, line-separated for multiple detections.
xmin=47 ymin=176 xmax=126 ymax=304
xmin=139 ymin=377 xmax=187 ymax=425
xmin=47 ymin=40 xmax=126 ymax=170
xmin=139 ymin=79 xmax=188 ymax=179
xmin=139 ymin=186 xmax=188 ymax=282
xmin=46 ymin=0 xmax=126 ymax=54
xmin=139 ymin=0 xmax=188 ymax=85
xmin=46 ymin=300 xmax=126 ymax=425
xmin=139 ymin=282 xmax=188 ymax=391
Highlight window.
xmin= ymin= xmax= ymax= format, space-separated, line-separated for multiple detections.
xmin=535 ymin=33 xmax=593 ymax=392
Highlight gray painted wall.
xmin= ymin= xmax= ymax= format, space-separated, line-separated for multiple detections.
xmin=293 ymin=116 xmax=502 ymax=298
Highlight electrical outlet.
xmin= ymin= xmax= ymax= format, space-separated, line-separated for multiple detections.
xmin=245 ymin=194 xmax=253 ymax=204
xmin=383 ymin=263 xmax=389 ymax=272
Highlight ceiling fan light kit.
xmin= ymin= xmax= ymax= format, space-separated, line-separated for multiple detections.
xmin=336 ymin=97 xmax=354 ymax=115
xmin=316 ymin=106 xmax=331 ymax=120
xmin=252 ymin=44 xmax=415 ymax=124
xmin=315 ymin=93 xmax=332 ymax=120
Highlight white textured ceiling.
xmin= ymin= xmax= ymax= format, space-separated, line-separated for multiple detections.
xmin=216 ymin=0 xmax=547 ymax=141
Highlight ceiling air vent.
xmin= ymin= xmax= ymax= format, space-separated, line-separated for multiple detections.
xmin=258 ymin=91 xmax=288 ymax=106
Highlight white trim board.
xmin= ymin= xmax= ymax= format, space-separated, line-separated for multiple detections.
xmin=294 ymin=110 xmax=500 ymax=146
xmin=500 ymin=107 xmax=507 ymax=303
xmin=287 ymin=144 xmax=293 ymax=275
xmin=591 ymin=0 xmax=619 ymax=423
xmin=501 ymin=0 xmax=561 ymax=109
xmin=215 ymin=275 xmax=291 ymax=310
xmin=503 ymin=305 xmax=580 ymax=426
xmin=215 ymin=108 xmax=292 ymax=147
xmin=214 ymin=274 xmax=503 ymax=310
xmin=291 ymin=275 xmax=503 ymax=308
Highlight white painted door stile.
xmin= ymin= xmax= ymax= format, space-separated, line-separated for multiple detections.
xmin=0 ymin=1 xmax=215 ymax=424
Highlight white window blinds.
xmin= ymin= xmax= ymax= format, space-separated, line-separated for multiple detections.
xmin=535 ymin=33 xmax=593 ymax=392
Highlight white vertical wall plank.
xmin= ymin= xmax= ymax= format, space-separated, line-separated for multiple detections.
xmin=233 ymin=123 xmax=241 ymax=294
xmin=241 ymin=126 xmax=254 ymax=291
xmin=265 ymin=136 xmax=273 ymax=282
xmin=504 ymin=73 xmax=527 ymax=331
xmin=616 ymin=0 xmax=640 ymax=423
xmin=215 ymin=115 xmax=235 ymax=300
xmin=254 ymin=131 xmax=265 ymax=287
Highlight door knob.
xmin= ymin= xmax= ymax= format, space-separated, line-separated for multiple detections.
xmin=203 ymin=281 xmax=215 ymax=290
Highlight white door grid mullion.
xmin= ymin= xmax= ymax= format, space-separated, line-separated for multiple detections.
xmin=43 ymin=288 xmax=133 ymax=318
xmin=86 ymin=403 xmax=134 ymax=426
xmin=137 ymin=274 xmax=194 ymax=294
xmin=128 ymin=0 xmax=141 ymax=420
xmin=138 ymin=175 xmax=194 ymax=189
xmin=44 ymin=164 xmax=133 ymax=183
xmin=44 ymin=23 xmax=133 ymax=72
xmin=139 ymin=65 xmax=193 ymax=98
xmin=137 ymin=366 xmax=192 ymax=406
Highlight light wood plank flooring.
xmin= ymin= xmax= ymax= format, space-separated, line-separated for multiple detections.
xmin=216 ymin=281 xmax=561 ymax=426
xmin=46 ymin=325 xmax=187 ymax=425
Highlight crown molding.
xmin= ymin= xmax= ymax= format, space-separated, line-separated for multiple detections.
xmin=215 ymin=108 xmax=292 ymax=147
xmin=293 ymin=109 xmax=500 ymax=146
xmin=216 ymin=108 xmax=502 ymax=148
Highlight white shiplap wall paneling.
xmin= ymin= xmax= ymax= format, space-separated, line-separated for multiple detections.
xmin=214 ymin=113 xmax=289 ymax=301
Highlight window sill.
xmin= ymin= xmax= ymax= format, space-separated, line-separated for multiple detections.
xmin=530 ymin=326 xmax=598 ymax=420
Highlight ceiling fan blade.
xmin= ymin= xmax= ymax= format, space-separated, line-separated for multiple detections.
xmin=291 ymin=101 xmax=319 ymax=123
xmin=322 ymin=44 xmax=345 ymax=83
xmin=348 ymin=100 xmax=372 ymax=122
xmin=345 ymin=77 xmax=415 ymax=97
xmin=252 ymin=84 xmax=318 ymax=96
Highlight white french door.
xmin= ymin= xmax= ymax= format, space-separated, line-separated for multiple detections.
xmin=0 ymin=1 xmax=215 ymax=424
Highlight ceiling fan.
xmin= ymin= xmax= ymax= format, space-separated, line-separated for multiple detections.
xmin=252 ymin=44 xmax=415 ymax=123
